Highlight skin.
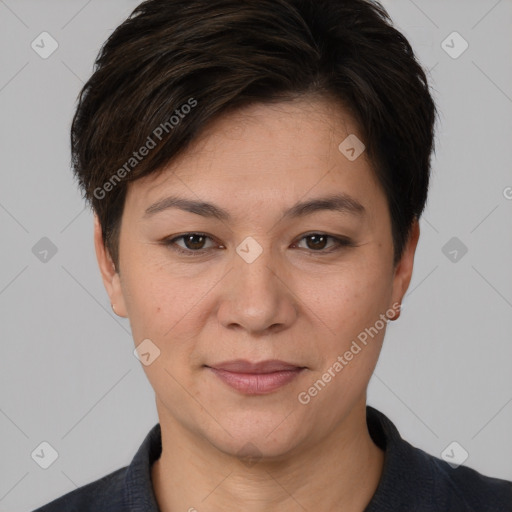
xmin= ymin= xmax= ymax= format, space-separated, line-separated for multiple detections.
xmin=95 ymin=96 xmax=420 ymax=512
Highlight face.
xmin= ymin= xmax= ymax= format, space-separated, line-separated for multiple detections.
xmin=96 ymin=97 xmax=419 ymax=460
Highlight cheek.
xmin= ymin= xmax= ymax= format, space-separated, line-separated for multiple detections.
xmin=121 ymin=255 xmax=217 ymax=346
xmin=121 ymin=233 xmax=392 ymax=355
xmin=309 ymin=264 xmax=391 ymax=345
xmin=298 ymin=268 xmax=390 ymax=412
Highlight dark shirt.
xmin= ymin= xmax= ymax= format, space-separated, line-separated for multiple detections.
xmin=32 ymin=406 xmax=512 ymax=511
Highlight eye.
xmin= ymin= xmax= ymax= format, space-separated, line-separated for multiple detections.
xmin=162 ymin=232 xmax=354 ymax=257
xmin=292 ymin=233 xmax=353 ymax=252
xmin=163 ymin=233 xmax=220 ymax=255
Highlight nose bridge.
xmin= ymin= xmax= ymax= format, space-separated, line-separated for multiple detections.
xmin=234 ymin=235 xmax=281 ymax=306
xmin=218 ymin=236 xmax=296 ymax=333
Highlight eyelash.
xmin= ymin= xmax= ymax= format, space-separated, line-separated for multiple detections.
xmin=162 ymin=232 xmax=354 ymax=257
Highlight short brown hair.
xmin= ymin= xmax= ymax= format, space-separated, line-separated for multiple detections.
xmin=71 ymin=0 xmax=438 ymax=269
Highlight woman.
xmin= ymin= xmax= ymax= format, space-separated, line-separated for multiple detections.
xmin=34 ymin=0 xmax=512 ymax=510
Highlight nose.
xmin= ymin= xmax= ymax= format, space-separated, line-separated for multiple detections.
xmin=216 ymin=243 xmax=298 ymax=336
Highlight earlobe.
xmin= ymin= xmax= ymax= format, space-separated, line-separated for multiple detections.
xmin=389 ymin=219 xmax=420 ymax=321
xmin=93 ymin=214 xmax=128 ymax=317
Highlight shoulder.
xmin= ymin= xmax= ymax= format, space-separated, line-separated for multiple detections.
xmin=31 ymin=423 xmax=161 ymax=512
xmin=371 ymin=440 xmax=512 ymax=511
xmin=426 ymin=450 xmax=512 ymax=511
xmin=365 ymin=406 xmax=512 ymax=511
xmin=31 ymin=466 xmax=127 ymax=512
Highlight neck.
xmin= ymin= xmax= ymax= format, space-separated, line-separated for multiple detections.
xmin=151 ymin=401 xmax=384 ymax=512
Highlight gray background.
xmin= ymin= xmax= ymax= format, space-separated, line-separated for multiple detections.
xmin=0 ymin=1 xmax=511 ymax=510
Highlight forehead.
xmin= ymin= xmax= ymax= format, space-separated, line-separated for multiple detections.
xmin=175 ymin=97 xmax=363 ymax=170
xmin=124 ymin=97 xmax=384 ymax=221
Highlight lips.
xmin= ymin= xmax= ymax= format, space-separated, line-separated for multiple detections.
xmin=206 ymin=359 xmax=306 ymax=394
xmin=208 ymin=359 xmax=303 ymax=374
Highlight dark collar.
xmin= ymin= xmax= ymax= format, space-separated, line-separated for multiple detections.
xmin=364 ymin=405 xmax=436 ymax=510
xmin=120 ymin=405 xmax=434 ymax=510
xmin=35 ymin=405 xmax=512 ymax=511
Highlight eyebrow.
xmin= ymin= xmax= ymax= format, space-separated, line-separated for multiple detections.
xmin=143 ymin=193 xmax=366 ymax=221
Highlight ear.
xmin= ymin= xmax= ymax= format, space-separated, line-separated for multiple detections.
xmin=94 ymin=214 xmax=128 ymax=318
xmin=389 ymin=219 xmax=420 ymax=321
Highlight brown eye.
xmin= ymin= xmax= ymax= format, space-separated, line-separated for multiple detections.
xmin=164 ymin=232 xmax=353 ymax=257
xmin=181 ymin=234 xmax=208 ymax=250
xmin=163 ymin=233 xmax=218 ymax=256
xmin=304 ymin=234 xmax=329 ymax=250
xmin=294 ymin=233 xmax=352 ymax=252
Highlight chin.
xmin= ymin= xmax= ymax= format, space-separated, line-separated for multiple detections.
xmin=202 ymin=409 xmax=311 ymax=462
